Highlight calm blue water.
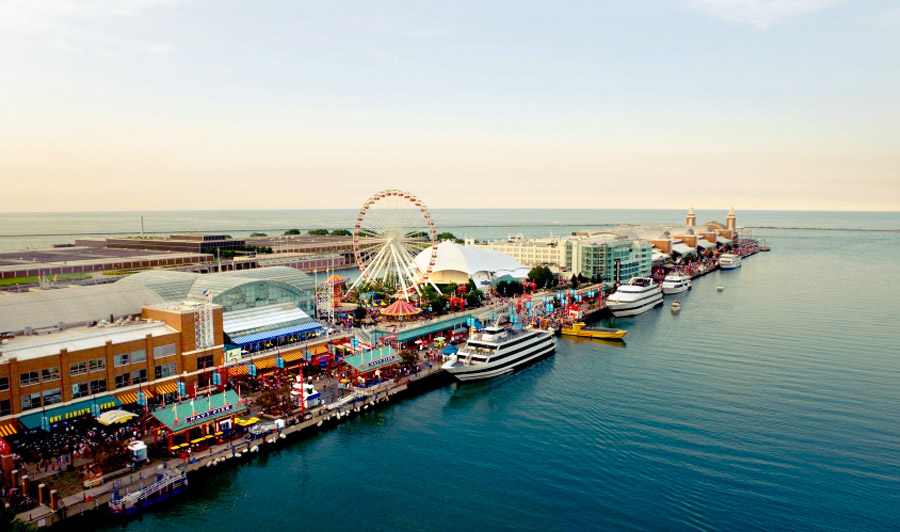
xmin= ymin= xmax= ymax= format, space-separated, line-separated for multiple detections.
xmin=12 ymin=210 xmax=900 ymax=530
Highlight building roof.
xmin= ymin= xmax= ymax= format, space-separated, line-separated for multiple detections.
xmin=151 ymin=390 xmax=245 ymax=433
xmin=414 ymin=241 xmax=527 ymax=277
xmin=671 ymin=243 xmax=697 ymax=256
xmin=342 ymin=347 xmax=400 ymax=373
xmin=0 ymin=283 xmax=167 ymax=335
xmin=697 ymin=239 xmax=716 ymax=250
xmin=223 ymin=302 xmax=321 ymax=345
xmin=0 ymin=321 xmax=176 ymax=361
xmin=0 ymin=266 xmax=315 ymax=335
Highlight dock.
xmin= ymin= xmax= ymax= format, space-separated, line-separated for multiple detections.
xmin=15 ymin=367 xmax=449 ymax=528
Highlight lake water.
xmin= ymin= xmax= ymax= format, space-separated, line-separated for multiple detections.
xmin=13 ymin=210 xmax=900 ymax=531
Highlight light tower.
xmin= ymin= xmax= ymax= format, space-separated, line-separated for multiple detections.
xmin=686 ymin=205 xmax=696 ymax=227
xmin=726 ymin=205 xmax=736 ymax=233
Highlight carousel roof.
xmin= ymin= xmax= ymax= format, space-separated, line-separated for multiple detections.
xmin=380 ymin=300 xmax=422 ymax=317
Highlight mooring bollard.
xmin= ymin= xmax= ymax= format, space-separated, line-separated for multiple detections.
xmin=38 ymin=483 xmax=46 ymax=505
xmin=49 ymin=489 xmax=59 ymax=510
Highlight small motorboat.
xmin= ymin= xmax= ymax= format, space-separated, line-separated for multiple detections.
xmin=670 ymin=300 xmax=681 ymax=313
xmin=717 ymin=285 xmax=725 ymax=292
xmin=560 ymin=322 xmax=627 ymax=340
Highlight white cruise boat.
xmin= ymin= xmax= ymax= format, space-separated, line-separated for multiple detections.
xmin=718 ymin=253 xmax=742 ymax=270
xmin=606 ymin=277 xmax=663 ymax=317
xmin=441 ymin=325 xmax=556 ymax=382
xmin=661 ymin=273 xmax=692 ymax=295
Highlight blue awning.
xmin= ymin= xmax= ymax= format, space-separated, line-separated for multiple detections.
xmin=19 ymin=396 xmax=122 ymax=430
xmin=442 ymin=345 xmax=458 ymax=355
xmin=229 ymin=321 xmax=323 ymax=345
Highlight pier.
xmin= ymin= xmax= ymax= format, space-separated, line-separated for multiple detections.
xmin=15 ymin=364 xmax=449 ymax=528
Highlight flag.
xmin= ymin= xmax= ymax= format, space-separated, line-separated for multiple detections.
xmin=202 ymin=289 xmax=211 ymax=298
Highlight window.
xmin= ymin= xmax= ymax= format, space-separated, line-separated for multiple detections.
xmin=70 ymin=361 xmax=87 ymax=376
xmin=21 ymin=392 xmax=41 ymax=411
xmin=155 ymin=362 xmax=177 ymax=380
xmin=0 ymin=377 xmax=8 ymax=392
xmin=41 ymin=367 xmax=60 ymax=382
xmin=196 ymin=354 xmax=214 ymax=371
xmin=115 ymin=373 xmax=131 ymax=389
xmin=154 ymin=344 xmax=176 ymax=359
xmin=71 ymin=382 xmax=89 ymax=399
xmin=90 ymin=379 xmax=107 ymax=394
xmin=20 ymin=371 xmax=39 ymax=387
xmin=114 ymin=353 xmax=130 ymax=367
xmin=90 ymin=357 xmax=106 ymax=372
xmin=131 ymin=349 xmax=147 ymax=363
xmin=0 ymin=400 xmax=10 ymax=417
xmin=43 ymin=388 xmax=62 ymax=406
xmin=131 ymin=369 xmax=148 ymax=385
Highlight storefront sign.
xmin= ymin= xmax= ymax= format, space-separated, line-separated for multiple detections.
xmin=185 ymin=403 xmax=234 ymax=424
xmin=367 ymin=355 xmax=399 ymax=368
xmin=225 ymin=348 xmax=242 ymax=363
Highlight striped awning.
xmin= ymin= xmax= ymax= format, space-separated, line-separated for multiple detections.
xmin=0 ymin=420 xmax=19 ymax=437
xmin=283 ymin=351 xmax=304 ymax=362
xmin=230 ymin=322 xmax=322 ymax=345
xmin=255 ymin=356 xmax=277 ymax=369
xmin=228 ymin=365 xmax=249 ymax=376
xmin=310 ymin=344 xmax=328 ymax=356
xmin=155 ymin=381 xmax=179 ymax=395
xmin=116 ymin=389 xmax=155 ymax=405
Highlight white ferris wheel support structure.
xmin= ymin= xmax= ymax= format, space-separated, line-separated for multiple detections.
xmin=350 ymin=189 xmax=439 ymax=301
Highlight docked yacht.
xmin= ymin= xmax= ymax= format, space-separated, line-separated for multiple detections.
xmin=661 ymin=273 xmax=692 ymax=295
xmin=441 ymin=325 xmax=556 ymax=382
xmin=718 ymin=253 xmax=742 ymax=270
xmin=606 ymin=277 xmax=663 ymax=317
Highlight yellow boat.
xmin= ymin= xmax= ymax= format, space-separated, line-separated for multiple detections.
xmin=560 ymin=322 xmax=627 ymax=340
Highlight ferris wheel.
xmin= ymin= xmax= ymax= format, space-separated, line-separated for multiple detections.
xmin=350 ymin=189 xmax=438 ymax=300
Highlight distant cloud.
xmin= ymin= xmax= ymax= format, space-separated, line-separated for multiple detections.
xmin=143 ymin=43 xmax=174 ymax=55
xmin=685 ymin=0 xmax=837 ymax=28
xmin=0 ymin=0 xmax=184 ymax=53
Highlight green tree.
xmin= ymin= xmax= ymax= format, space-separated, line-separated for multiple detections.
xmin=307 ymin=229 xmax=329 ymax=235
xmin=330 ymin=229 xmax=352 ymax=236
xmin=399 ymin=349 xmax=419 ymax=369
xmin=284 ymin=229 xmax=302 ymax=235
xmin=436 ymin=232 xmax=463 ymax=243
xmin=249 ymin=232 xmax=267 ymax=237
xmin=527 ymin=266 xmax=555 ymax=289
xmin=570 ymin=274 xmax=580 ymax=289
xmin=353 ymin=305 xmax=367 ymax=320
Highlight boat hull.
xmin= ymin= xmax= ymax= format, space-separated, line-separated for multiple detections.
xmin=719 ymin=263 xmax=741 ymax=270
xmin=560 ymin=328 xmax=627 ymax=340
xmin=661 ymin=284 xmax=691 ymax=295
xmin=443 ymin=334 xmax=556 ymax=382
xmin=607 ymin=291 xmax=663 ymax=317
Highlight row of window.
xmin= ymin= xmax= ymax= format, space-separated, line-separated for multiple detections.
xmin=14 ymin=344 xmax=179 ymax=389
xmin=19 ymin=368 xmax=59 ymax=387
xmin=69 ymin=357 xmax=106 ymax=376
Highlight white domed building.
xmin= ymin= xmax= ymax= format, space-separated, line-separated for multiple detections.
xmin=413 ymin=241 xmax=529 ymax=289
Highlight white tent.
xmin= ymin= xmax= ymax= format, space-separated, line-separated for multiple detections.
xmin=413 ymin=241 xmax=528 ymax=285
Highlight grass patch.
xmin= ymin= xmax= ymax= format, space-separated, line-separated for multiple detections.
xmin=0 ymin=273 xmax=90 ymax=287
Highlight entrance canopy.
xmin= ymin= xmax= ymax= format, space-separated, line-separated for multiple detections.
xmin=151 ymin=390 xmax=245 ymax=434
xmin=343 ymin=347 xmax=400 ymax=373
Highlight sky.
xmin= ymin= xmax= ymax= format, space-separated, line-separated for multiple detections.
xmin=0 ymin=0 xmax=898 ymax=212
